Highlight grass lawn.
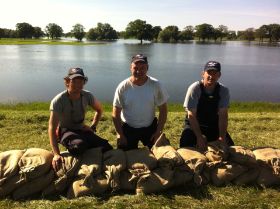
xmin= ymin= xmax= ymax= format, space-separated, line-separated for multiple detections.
xmin=0 ymin=102 xmax=279 ymax=208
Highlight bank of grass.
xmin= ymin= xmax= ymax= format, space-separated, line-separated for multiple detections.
xmin=0 ymin=38 xmax=104 ymax=45
xmin=0 ymin=102 xmax=279 ymax=208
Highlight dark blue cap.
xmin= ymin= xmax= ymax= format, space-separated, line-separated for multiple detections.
xmin=204 ymin=61 xmax=221 ymax=72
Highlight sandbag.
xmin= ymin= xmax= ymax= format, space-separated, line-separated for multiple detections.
xmin=77 ymin=147 xmax=103 ymax=178
xmin=12 ymin=170 xmax=55 ymax=200
xmin=42 ymin=151 xmax=81 ymax=196
xmin=257 ymin=167 xmax=280 ymax=187
xmin=136 ymin=167 xmax=174 ymax=194
xmin=172 ymin=165 xmax=193 ymax=187
xmin=205 ymin=140 xmax=229 ymax=162
xmin=0 ymin=150 xmax=25 ymax=185
xmin=151 ymin=134 xmax=184 ymax=168
xmin=67 ymin=174 xmax=109 ymax=198
xmin=18 ymin=148 xmax=53 ymax=181
xmin=228 ymin=146 xmax=258 ymax=167
xmin=0 ymin=174 xmax=25 ymax=197
xmin=126 ymin=148 xmax=157 ymax=170
xmin=233 ymin=168 xmax=260 ymax=186
xmin=211 ymin=162 xmax=248 ymax=186
xmin=253 ymin=147 xmax=280 ymax=176
xmin=119 ymin=170 xmax=137 ymax=191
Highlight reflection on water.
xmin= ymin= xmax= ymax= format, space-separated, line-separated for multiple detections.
xmin=0 ymin=40 xmax=279 ymax=103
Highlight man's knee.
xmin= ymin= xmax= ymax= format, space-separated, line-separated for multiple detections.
xmin=180 ymin=128 xmax=197 ymax=148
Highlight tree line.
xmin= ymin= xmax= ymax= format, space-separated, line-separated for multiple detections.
xmin=0 ymin=19 xmax=280 ymax=44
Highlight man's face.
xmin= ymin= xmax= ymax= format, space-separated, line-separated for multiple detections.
xmin=67 ymin=77 xmax=85 ymax=93
xmin=130 ymin=62 xmax=148 ymax=79
xmin=202 ymin=70 xmax=221 ymax=87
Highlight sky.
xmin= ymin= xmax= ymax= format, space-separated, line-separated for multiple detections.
xmin=1 ymin=0 xmax=280 ymax=32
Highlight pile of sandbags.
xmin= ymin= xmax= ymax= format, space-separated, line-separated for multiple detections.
xmin=1 ymin=134 xmax=280 ymax=199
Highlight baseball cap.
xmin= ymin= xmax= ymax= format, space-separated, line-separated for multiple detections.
xmin=131 ymin=54 xmax=148 ymax=64
xmin=204 ymin=61 xmax=221 ymax=72
xmin=66 ymin=67 xmax=88 ymax=81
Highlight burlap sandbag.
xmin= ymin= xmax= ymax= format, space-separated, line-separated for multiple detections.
xmin=42 ymin=151 xmax=81 ymax=196
xmin=172 ymin=165 xmax=193 ymax=187
xmin=119 ymin=170 xmax=137 ymax=191
xmin=136 ymin=167 xmax=174 ymax=194
xmin=0 ymin=174 xmax=25 ymax=198
xmin=151 ymin=134 xmax=184 ymax=168
xmin=233 ymin=168 xmax=260 ymax=186
xmin=67 ymin=174 xmax=109 ymax=198
xmin=12 ymin=169 xmax=55 ymax=200
xmin=205 ymin=140 xmax=229 ymax=162
xmin=126 ymin=148 xmax=157 ymax=170
xmin=210 ymin=162 xmax=248 ymax=186
xmin=229 ymin=146 xmax=258 ymax=167
xmin=257 ymin=167 xmax=280 ymax=187
xmin=77 ymin=147 xmax=103 ymax=179
xmin=0 ymin=150 xmax=25 ymax=185
xmin=253 ymin=147 xmax=280 ymax=176
xmin=18 ymin=148 xmax=53 ymax=181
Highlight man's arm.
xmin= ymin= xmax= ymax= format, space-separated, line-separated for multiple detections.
xmin=89 ymin=97 xmax=103 ymax=131
xmin=187 ymin=108 xmax=207 ymax=151
xmin=218 ymin=107 xmax=228 ymax=141
xmin=151 ymin=103 xmax=167 ymax=142
xmin=112 ymin=106 xmax=127 ymax=146
xmin=48 ymin=111 xmax=64 ymax=171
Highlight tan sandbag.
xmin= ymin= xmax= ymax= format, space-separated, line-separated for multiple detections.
xmin=18 ymin=148 xmax=53 ymax=181
xmin=119 ymin=170 xmax=137 ymax=191
xmin=172 ymin=165 xmax=193 ymax=187
xmin=211 ymin=162 xmax=248 ymax=186
xmin=0 ymin=174 xmax=25 ymax=197
xmin=126 ymin=148 xmax=157 ymax=170
xmin=104 ymin=164 xmax=122 ymax=191
xmin=12 ymin=170 xmax=55 ymax=200
xmin=205 ymin=140 xmax=229 ymax=162
xmin=177 ymin=147 xmax=207 ymax=174
xmin=229 ymin=146 xmax=258 ymax=167
xmin=257 ymin=167 xmax=280 ymax=187
xmin=103 ymin=149 xmax=126 ymax=171
xmin=151 ymin=134 xmax=184 ymax=168
xmin=0 ymin=150 xmax=25 ymax=185
xmin=253 ymin=147 xmax=280 ymax=176
xmin=42 ymin=151 xmax=81 ymax=196
xmin=136 ymin=167 xmax=174 ymax=194
xmin=233 ymin=168 xmax=260 ymax=185
xmin=67 ymin=174 xmax=109 ymax=198
xmin=77 ymin=147 xmax=103 ymax=179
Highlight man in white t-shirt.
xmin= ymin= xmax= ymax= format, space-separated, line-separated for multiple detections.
xmin=112 ymin=54 xmax=169 ymax=150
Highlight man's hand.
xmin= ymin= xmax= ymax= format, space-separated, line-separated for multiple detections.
xmin=196 ymin=135 xmax=207 ymax=151
xmin=52 ymin=154 xmax=64 ymax=172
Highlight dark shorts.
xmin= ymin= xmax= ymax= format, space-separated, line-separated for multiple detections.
xmin=179 ymin=124 xmax=234 ymax=148
xmin=118 ymin=118 xmax=158 ymax=151
xmin=59 ymin=128 xmax=113 ymax=156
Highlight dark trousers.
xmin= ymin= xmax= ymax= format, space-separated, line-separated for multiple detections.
xmin=60 ymin=129 xmax=113 ymax=156
xmin=179 ymin=124 xmax=234 ymax=148
xmin=118 ymin=118 xmax=158 ymax=151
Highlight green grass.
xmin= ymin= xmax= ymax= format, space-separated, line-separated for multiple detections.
xmin=0 ymin=38 xmax=105 ymax=45
xmin=0 ymin=102 xmax=280 ymax=208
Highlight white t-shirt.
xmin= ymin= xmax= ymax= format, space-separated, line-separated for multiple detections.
xmin=113 ymin=76 xmax=169 ymax=128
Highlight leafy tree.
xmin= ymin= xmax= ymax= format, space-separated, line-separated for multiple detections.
xmin=152 ymin=26 xmax=162 ymax=41
xmin=217 ymin=25 xmax=228 ymax=41
xmin=227 ymin=30 xmax=237 ymax=40
xmin=33 ymin=27 xmax=44 ymax=39
xmin=243 ymin=28 xmax=255 ymax=41
xmin=267 ymin=24 xmax=280 ymax=42
xmin=45 ymin=23 xmax=63 ymax=39
xmin=179 ymin=25 xmax=194 ymax=41
xmin=71 ymin=24 xmax=85 ymax=41
xmin=158 ymin=25 xmax=180 ymax=43
xmin=195 ymin=23 xmax=214 ymax=41
xmin=86 ymin=23 xmax=118 ymax=41
xmin=125 ymin=19 xmax=153 ymax=44
xmin=255 ymin=25 xmax=268 ymax=42
xmin=16 ymin=22 xmax=34 ymax=39
xmin=0 ymin=28 xmax=4 ymax=39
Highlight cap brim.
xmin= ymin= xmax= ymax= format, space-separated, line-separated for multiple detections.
xmin=132 ymin=59 xmax=147 ymax=63
xmin=204 ymin=68 xmax=220 ymax=72
xmin=68 ymin=74 xmax=86 ymax=79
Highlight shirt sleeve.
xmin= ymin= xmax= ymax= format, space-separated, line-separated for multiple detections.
xmin=219 ymin=86 xmax=230 ymax=108
xmin=50 ymin=96 xmax=62 ymax=113
xmin=113 ymin=84 xmax=123 ymax=108
xmin=155 ymin=82 xmax=169 ymax=106
xmin=183 ymin=82 xmax=200 ymax=110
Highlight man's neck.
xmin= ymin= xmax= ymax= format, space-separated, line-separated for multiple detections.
xmin=67 ymin=91 xmax=81 ymax=100
xmin=130 ymin=76 xmax=148 ymax=86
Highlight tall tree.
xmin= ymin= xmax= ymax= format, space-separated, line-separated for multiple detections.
xmin=16 ymin=22 xmax=34 ymax=39
xmin=45 ymin=23 xmax=63 ymax=39
xmin=243 ymin=28 xmax=255 ymax=41
xmin=71 ymin=24 xmax=85 ymax=41
xmin=217 ymin=25 xmax=228 ymax=41
xmin=267 ymin=24 xmax=280 ymax=42
xmin=125 ymin=19 xmax=153 ymax=44
xmin=179 ymin=25 xmax=194 ymax=41
xmin=195 ymin=23 xmax=214 ymax=41
xmin=33 ymin=27 xmax=44 ymax=39
xmin=152 ymin=26 xmax=162 ymax=41
xmin=158 ymin=25 xmax=180 ymax=43
xmin=86 ymin=23 xmax=118 ymax=41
